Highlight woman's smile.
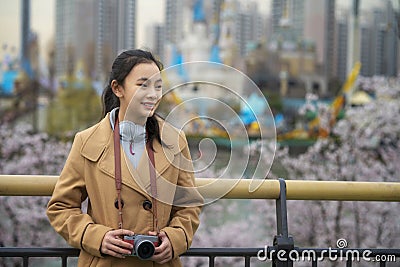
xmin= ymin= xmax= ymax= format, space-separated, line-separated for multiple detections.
xmin=142 ymin=101 xmax=157 ymax=110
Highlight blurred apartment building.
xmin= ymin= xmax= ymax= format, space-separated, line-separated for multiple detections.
xmin=334 ymin=9 xmax=349 ymax=83
xmin=53 ymin=0 xmax=398 ymax=88
xmin=146 ymin=24 xmax=166 ymax=63
xmin=235 ymin=2 xmax=266 ymax=56
xmin=146 ymin=0 xmax=185 ymax=65
xmin=146 ymin=0 xmax=266 ymax=66
xmin=265 ymin=0 xmax=398 ymax=98
xmin=358 ymin=1 xmax=398 ymax=77
xmin=55 ymin=0 xmax=136 ymax=81
xmin=146 ymin=0 xmax=398 ymax=98
xmin=275 ymin=0 xmax=398 ymax=81
xmin=264 ymin=0 xmax=335 ymax=97
xmin=271 ymin=0 xmax=305 ymax=44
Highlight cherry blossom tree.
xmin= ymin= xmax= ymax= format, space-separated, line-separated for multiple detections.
xmin=0 ymin=123 xmax=71 ymax=266
xmin=184 ymin=76 xmax=400 ymax=266
xmin=276 ymin=76 xmax=400 ymax=249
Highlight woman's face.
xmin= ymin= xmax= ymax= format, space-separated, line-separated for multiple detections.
xmin=118 ymin=62 xmax=162 ymax=124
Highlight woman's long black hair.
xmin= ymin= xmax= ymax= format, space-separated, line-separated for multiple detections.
xmin=101 ymin=49 xmax=164 ymax=148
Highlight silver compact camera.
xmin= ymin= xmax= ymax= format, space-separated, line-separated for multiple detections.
xmin=123 ymin=234 xmax=160 ymax=260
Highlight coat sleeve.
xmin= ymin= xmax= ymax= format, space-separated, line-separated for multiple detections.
xmin=161 ymin=132 xmax=203 ymax=258
xmin=46 ymin=133 xmax=112 ymax=257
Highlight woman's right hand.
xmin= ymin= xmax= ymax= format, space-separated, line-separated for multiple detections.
xmin=100 ymin=229 xmax=135 ymax=258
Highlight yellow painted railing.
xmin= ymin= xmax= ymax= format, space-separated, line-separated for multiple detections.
xmin=1 ymin=175 xmax=399 ymax=201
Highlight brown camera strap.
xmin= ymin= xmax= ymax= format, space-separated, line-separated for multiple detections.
xmin=114 ymin=115 xmax=159 ymax=233
xmin=114 ymin=116 xmax=123 ymax=229
xmin=146 ymin=141 xmax=159 ymax=233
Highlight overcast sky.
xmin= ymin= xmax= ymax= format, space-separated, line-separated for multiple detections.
xmin=0 ymin=0 xmax=386 ymax=60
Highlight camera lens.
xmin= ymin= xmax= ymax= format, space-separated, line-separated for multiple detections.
xmin=135 ymin=240 xmax=155 ymax=260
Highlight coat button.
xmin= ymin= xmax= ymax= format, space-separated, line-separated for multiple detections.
xmin=114 ymin=198 xmax=124 ymax=209
xmin=142 ymin=200 xmax=152 ymax=211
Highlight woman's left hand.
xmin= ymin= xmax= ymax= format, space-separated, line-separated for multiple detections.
xmin=149 ymin=231 xmax=173 ymax=264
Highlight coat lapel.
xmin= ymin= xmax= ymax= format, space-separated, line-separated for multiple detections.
xmin=140 ymin=118 xmax=185 ymax=191
xmin=80 ymin=114 xmax=187 ymax=198
xmin=81 ymin=115 xmax=150 ymax=199
xmin=131 ymin=138 xmax=176 ymax=192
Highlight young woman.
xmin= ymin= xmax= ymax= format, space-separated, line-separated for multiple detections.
xmin=47 ymin=49 xmax=202 ymax=267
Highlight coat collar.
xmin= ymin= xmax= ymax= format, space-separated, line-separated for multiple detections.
xmin=80 ymin=114 xmax=187 ymax=197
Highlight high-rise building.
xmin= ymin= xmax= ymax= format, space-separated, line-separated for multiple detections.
xmin=207 ymin=0 xmax=223 ymax=45
xmin=382 ymin=0 xmax=398 ymax=76
xmin=359 ymin=1 xmax=398 ymax=77
xmin=165 ymin=0 xmax=185 ymax=46
xmin=324 ymin=0 xmax=335 ymax=78
xmin=360 ymin=19 xmax=373 ymax=76
xmin=235 ymin=2 xmax=266 ymax=56
xmin=163 ymin=0 xmax=185 ymax=66
xmin=334 ymin=10 xmax=349 ymax=82
xmin=303 ymin=0 xmax=335 ymax=78
xmin=218 ymin=0 xmax=239 ymax=65
xmin=271 ymin=0 xmax=305 ymax=43
xmin=146 ymin=24 xmax=166 ymax=62
xmin=55 ymin=1 xmax=78 ymax=77
xmin=370 ymin=9 xmax=386 ymax=76
xmin=55 ymin=0 xmax=136 ymax=81
xmin=117 ymin=0 xmax=136 ymax=53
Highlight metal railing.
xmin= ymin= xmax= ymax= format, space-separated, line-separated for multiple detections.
xmin=1 ymin=175 xmax=400 ymax=201
xmin=0 ymin=175 xmax=399 ymax=267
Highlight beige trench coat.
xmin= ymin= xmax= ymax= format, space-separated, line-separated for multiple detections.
xmin=47 ymin=114 xmax=202 ymax=267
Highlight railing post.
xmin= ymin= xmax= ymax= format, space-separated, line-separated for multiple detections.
xmin=209 ymin=255 xmax=215 ymax=267
xmin=23 ymin=256 xmax=29 ymax=267
xmin=272 ymin=178 xmax=294 ymax=267
xmin=62 ymin=256 xmax=68 ymax=267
